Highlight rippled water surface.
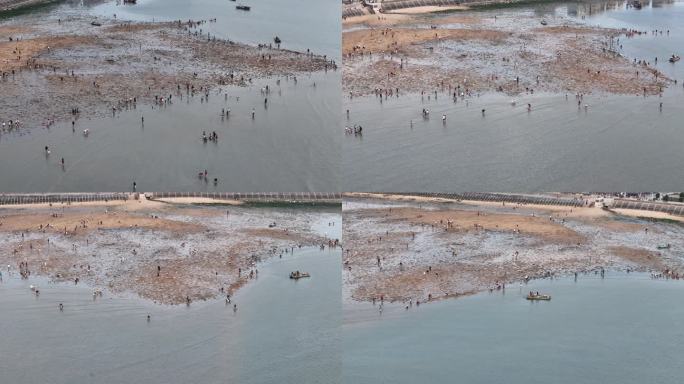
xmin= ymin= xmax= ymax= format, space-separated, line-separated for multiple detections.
xmin=0 ymin=0 xmax=341 ymax=192
xmin=0 ymin=72 xmax=340 ymax=192
xmin=88 ymin=0 xmax=340 ymax=58
xmin=343 ymin=274 xmax=684 ymax=383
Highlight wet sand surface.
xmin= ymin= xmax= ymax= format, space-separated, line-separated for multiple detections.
xmin=342 ymin=194 xmax=684 ymax=305
xmin=0 ymin=14 xmax=334 ymax=128
xmin=0 ymin=199 xmax=341 ymax=304
xmin=343 ymin=5 xmax=668 ymax=96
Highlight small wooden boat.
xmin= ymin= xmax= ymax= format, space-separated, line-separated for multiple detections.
xmin=91 ymin=21 xmax=102 ymax=27
xmin=526 ymin=294 xmax=551 ymax=301
xmin=236 ymin=5 xmax=250 ymax=11
xmin=669 ymin=55 xmax=680 ymax=63
xmin=289 ymin=271 xmax=310 ymax=280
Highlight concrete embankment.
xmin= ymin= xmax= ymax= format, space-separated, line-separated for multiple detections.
xmin=0 ymin=192 xmax=343 ymax=206
xmin=612 ymin=199 xmax=684 ymax=216
xmin=147 ymin=192 xmax=342 ymax=204
xmin=355 ymin=193 xmax=684 ymax=217
xmin=343 ymin=7 xmax=368 ymax=18
xmin=384 ymin=192 xmax=587 ymax=207
xmin=0 ymin=193 xmax=129 ymax=205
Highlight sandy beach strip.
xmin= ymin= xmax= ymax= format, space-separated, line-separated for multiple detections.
xmin=387 ymin=5 xmax=469 ymax=14
xmin=0 ymin=194 xmax=245 ymax=210
xmin=150 ymin=197 xmax=244 ymax=206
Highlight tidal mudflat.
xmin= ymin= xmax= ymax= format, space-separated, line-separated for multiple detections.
xmin=0 ymin=196 xmax=341 ymax=304
xmin=343 ymin=192 xmax=683 ymax=304
xmin=343 ymin=0 xmax=684 ymax=191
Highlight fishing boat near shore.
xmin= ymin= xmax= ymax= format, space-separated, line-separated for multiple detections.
xmin=526 ymin=293 xmax=551 ymax=301
xmin=657 ymin=244 xmax=671 ymax=250
xmin=236 ymin=5 xmax=250 ymax=11
xmin=289 ymin=271 xmax=310 ymax=280
xmin=91 ymin=21 xmax=102 ymax=26
xmin=669 ymin=55 xmax=680 ymax=63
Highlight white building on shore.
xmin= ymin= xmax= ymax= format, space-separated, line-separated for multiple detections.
xmin=363 ymin=0 xmax=382 ymax=12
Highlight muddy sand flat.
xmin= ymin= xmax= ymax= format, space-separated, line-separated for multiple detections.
xmin=343 ymin=194 xmax=683 ymax=304
xmin=343 ymin=13 xmax=668 ymax=96
xmin=0 ymin=200 xmax=339 ymax=304
xmin=0 ymin=16 xmax=335 ymax=129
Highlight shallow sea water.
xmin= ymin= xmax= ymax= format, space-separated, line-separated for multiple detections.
xmin=343 ymin=1 xmax=684 ymax=192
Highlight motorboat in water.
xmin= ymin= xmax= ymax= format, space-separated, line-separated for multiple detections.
xmin=526 ymin=293 xmax=551 ymax=301
xmin=289 ymin=271 xmax=310 ymax=280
